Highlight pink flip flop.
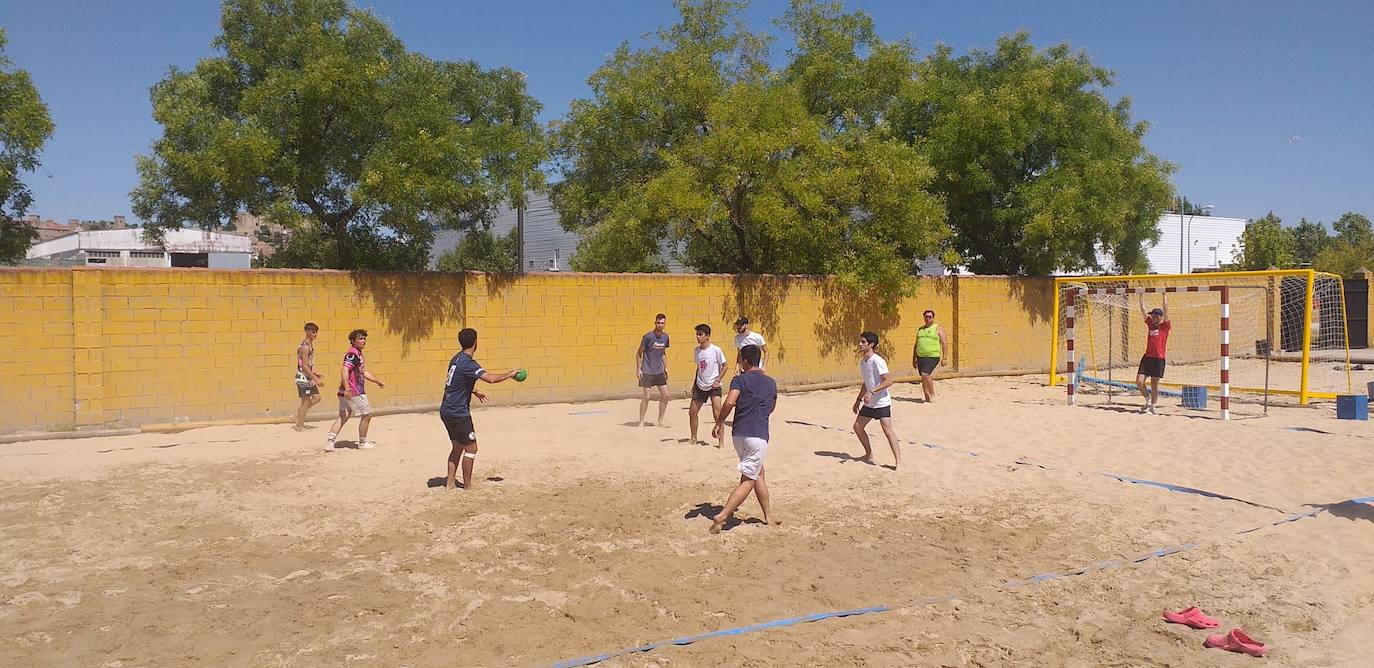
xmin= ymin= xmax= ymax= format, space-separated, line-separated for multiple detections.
xmin=1163 ymin=606 xmax=1220 ymax=629
xmin=1204 ymin=628 xmax=1269 ymax=657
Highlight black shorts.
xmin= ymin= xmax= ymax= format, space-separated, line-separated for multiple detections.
xmin=1138 ymin=356 xmax=1166 ymax=379
xmin=691 ymin=386 xmax=722 ymax=404
xmin=858 ymin=405 xmax=892 ymax=419
xmin=916 ymin=357 xmax=940 ymax=375
xmin=441 ymin=415 xmax=476 ymax=445
xmin=639 ymin=372 xmax=668 ymax=388
xmin=297 ymin=384 xmax=319 ymax=398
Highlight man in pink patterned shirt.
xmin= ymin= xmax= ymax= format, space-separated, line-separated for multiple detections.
xmin=325 ymin=329 xmax=385 ymax=452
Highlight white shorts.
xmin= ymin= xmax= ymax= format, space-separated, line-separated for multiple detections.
xmin=732 ymin=435 xmax=769 ymax=480
xmin=338 ymin=394 xmax=373 ymax=416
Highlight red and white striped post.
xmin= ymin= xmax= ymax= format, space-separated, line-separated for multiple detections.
xmin=1220 ymin=286 xmax=1230 ymax=420
xmin=1065 ymin=288 xmax=1077 ymax=405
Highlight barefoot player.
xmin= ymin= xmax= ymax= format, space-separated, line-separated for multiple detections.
xmin=709 ymin=344 xmax=779 ymax=533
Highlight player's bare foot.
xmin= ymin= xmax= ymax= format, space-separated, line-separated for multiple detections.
xmin=709 ymin=518 xmax=726 ymax=534
xmin=657 ymin=423 xmax=672 ymax=429
xmin=856 ymin=455 xmax=875 ymax=464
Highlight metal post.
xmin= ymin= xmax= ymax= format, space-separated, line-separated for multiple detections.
xmin=517 ymin=202 xmax=525 ymax=274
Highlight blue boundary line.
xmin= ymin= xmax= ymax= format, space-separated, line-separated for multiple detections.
xmin=789 ymin=419 xmax=1287 ymax=514
xmin=553 ymin=494 xmax=1374 ymax=666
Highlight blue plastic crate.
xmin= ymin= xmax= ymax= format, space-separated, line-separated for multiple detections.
xmin=1337 ymin=394 xmax=1369 ymax=421
xmin=1181 ymin=385 xmax=1208 ymax=409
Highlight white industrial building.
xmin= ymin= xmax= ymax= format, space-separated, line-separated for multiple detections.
xmin=1140 ymin=213 xmax=1247 ymax=274
xmin=25 ymin=229 xmax=254 ymax=268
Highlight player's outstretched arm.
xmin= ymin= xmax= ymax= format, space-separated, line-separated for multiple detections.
xmin=479 ymin=369 xmax=519 ymax=384
xmin=1161 ymin=293 xmax=1169 ymax=322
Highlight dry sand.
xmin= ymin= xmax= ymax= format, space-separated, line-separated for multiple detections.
xmin=2 ymin=376 xmax=1372 ymax=666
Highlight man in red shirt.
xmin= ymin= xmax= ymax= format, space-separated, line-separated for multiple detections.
xmin=1135 ymin=293 xmax=1171 ymax=414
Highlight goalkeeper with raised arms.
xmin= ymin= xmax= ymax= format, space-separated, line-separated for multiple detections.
xmin=1135 ymin=293 xmax=1171 ymax=414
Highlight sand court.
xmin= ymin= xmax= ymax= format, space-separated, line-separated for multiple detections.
xmin=2 ymin=376 xmax=1372 ymax=666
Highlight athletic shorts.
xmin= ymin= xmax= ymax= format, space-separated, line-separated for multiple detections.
xmin=297 ymin=384 xmax=319 ymax=398
xmin=441 ymin=415 xmax=476 ymax=445
xmin=731 ymin=435 xmax=769 ymax=480
xmin=858 ymin=405 xmax=892 ymax=419
xmin=639 ymin=372 xmax=668 ymax=388
xmin=916 ymin=356 xmax=940 ymax=375
xmin=691 ymin=386 xmax=722 ymax=404
xmin=1137 ymin=356 xmax=1166 ymax=379
xmin=338 ymin=394 xmax=373 ymax=416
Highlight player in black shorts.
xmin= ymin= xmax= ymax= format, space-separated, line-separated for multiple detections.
xmin=441 ymin=328 xmax=521 ymax=491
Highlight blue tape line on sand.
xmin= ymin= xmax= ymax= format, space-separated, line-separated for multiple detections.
xmin=791 ymin=419 xmax=1282 ymax=512
xmin=554 ymin=495 xmax=1374 ymax=666
xmin=1099 ymin=473 xmax=1290 ymax=513
xmin=552 ymin=605 xmax=890 ymax=668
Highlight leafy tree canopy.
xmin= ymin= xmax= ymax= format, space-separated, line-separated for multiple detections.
xmin=551 ymin=0 xmax=949 ymax=302
xmin=131 ymin=0 xmax=545 ymax=270
xmin=0 ymin=28 xmax=55 ymax=264
xmin=894 ymin=32 xmax=1175 ymax=274
xmin=1234 ymin=212 xmax=1294 ymax=270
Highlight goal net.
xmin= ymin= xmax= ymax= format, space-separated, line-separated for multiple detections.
xmin=1051 ymin=270 xmax=1354 ymax=417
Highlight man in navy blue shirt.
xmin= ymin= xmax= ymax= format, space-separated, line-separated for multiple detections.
xmin=442 ymin=328 xmax=521 ymax=491
xmin=709 ymin=344 xmax=779 ymax=533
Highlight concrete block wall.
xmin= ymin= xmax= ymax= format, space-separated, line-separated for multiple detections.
xmin=2 ymin=268 xmax=1055 ymax=434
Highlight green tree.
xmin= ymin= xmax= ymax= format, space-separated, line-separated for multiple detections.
xmin=0 ymin=28 xmax=55 ymax=264
xmin=1332 ymin=212 xmax=1373 ymax=247
xmin=1290 ymin=217 xmax=1330 ymax=266
xmin=435 ymin=228 xmax=518 ymax=272
xmin=1312 ymin=212 xmax=1373 ymax=277
xmin=893 ymin=32 xmax=1175 ymax=274
xmin=1234 ymin=212 xmax=1295 ymax=270
xmin=551 ymin=0 xmax=948 ymax=302
xmin=131 ymin=0 xmax=545 ymax=270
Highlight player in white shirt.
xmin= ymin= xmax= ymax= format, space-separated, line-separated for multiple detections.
xmin=688 ymin=323 xmax=728 ymax=448
xmin=852 ymin=331 xmax=902 ymax=469
xmin=732 ymin=316 xmax=767 ymax=371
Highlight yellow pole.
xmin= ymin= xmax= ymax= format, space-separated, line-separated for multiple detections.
xmin=1049 ymin=285 xmax=1062 ymax=386
xmin=1299 ymin=269 xmax=1316 ymax=404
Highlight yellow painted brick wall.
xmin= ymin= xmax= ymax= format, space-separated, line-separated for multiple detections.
xmin=4 ymin=268 xmax=1056 ymax=434
xmin=4 ymin=269 xmax=76 ymax=432
xmin=954 ymin=276 xmax=1056 ymax=372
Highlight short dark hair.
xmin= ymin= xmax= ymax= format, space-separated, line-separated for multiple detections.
xmin=739 ymin=344 xmax=762 ymax=368
xmin=304 ymin=322 xmax=318 ymax=332
xmin=348 ymin=328 xmax=368 ymax=342
xmin=458 ymin=328 xmax=478 ymax=349
xmin=695 ymin=323 xmax=711 ymax=336
xmin=923 ymin=310 xmax=935 ymax=318
xmin=860 ymin=331 xmax=878 ymax=347
xmin=734 ymin=316 xmax=749 ymax=327
xmin=655 ymin=313 xmax=666 ymax=321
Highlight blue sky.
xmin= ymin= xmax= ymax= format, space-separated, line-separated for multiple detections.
xmin=3 ymin=0 xmax=1371 ymax=227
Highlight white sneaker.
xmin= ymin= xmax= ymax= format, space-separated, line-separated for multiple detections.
xmin=1139 ymin=404 xmax=1151 ymax=414
xmin=358 ymin=440 xmax=377 ymax=449
xmin=324 ymin=440 xmax=336 ymax=452
xmin=1147 ymin=404 xmax=1157 ymax=415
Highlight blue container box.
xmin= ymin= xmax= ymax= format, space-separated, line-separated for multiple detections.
xmin=1181 ymin=385 xmax=1208 ymax=409
xmin=1337 ymin=394 xmax=1369 ymax=421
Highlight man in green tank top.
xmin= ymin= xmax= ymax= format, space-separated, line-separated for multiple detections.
xmin=912 ymin=310 xmax=946 ymax=402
